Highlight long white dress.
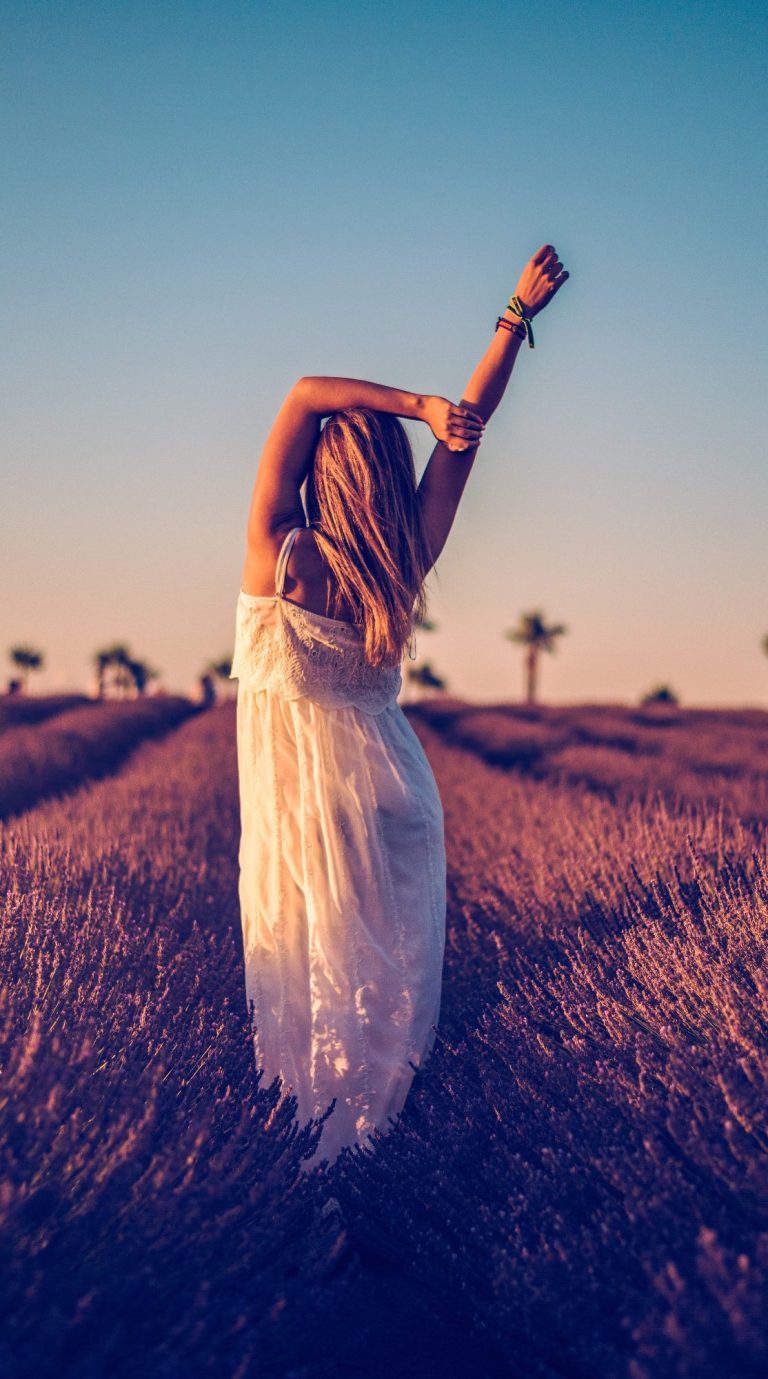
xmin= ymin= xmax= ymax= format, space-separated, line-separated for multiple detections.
xmin=229 ymin=525 xmax=447 ymax=1168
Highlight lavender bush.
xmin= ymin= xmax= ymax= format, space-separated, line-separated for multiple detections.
xmin=0 ymin=693 xmax=91 ymax=733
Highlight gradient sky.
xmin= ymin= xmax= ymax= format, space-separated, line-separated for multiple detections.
xmin=2 ymin=0 xmax=766 ymax=705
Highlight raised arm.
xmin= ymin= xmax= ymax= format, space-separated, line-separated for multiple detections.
xmin=417 ymin=243 xmax=569 ymax=570
xmin=246 ymin=374 xmax=484 ymax=545
xmin=298 ymin=376 xmax=428 ymax=421
xmin=298 ymin=375 xmax=483 ymax=451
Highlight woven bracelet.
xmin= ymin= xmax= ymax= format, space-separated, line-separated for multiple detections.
xmin=495 ymin=316 xmax=526 ymax=339
xmin=506 ymin=294 xmax=535 ymax=349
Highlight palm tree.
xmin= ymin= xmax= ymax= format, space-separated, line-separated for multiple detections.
xmin=93 ymin=647 xmax=116 ymax=698
xmin=406 ymin=661 xmax=447 ymax=699
xmin=8 ymin=645 xmax=45 ymax=694
xmin=109 ymin=648 xmax=135 ymax=699
xmin=204 ymin=656 xmax=233 ymax=700
xmin=504 ymin=610 xmax=568 ymax=705
xmin=205 ymin=656 xmax=231 ymax=689
xmin=93 ymin=644 xmax=128 ymax=699
xmin=126 ymin=657 xmax=160 ymax=696
xmin=92 ymin=644 xmax=139 ymax=699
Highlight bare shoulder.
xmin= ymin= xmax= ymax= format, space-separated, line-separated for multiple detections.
xmin=241 ymin=522 xmax=356 ymax=621
xmin=241 ymin=518 xmax=310 ymax=597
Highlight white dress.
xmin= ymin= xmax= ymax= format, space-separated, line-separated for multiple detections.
xmin=229 ymin=526 xmax=447 ymax=1168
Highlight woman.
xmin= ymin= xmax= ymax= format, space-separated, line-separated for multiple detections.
xmin=230 ymin=243 xmax=569 ymax=1170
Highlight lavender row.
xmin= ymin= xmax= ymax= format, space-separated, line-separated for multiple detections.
xmin=0 ymin=707 xmax=360 ymax=1379
xmin=0 ymin=693 xmax=92 ymax=734
xmin=330 ymin=716 xmax=768 ymax=1379
xmin=410 ymin=698 xmax=768 ymax=827
xmin=0 ymin=696 xmax=198 ymax=821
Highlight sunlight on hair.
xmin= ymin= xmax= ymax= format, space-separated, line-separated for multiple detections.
xmin=304 ymin=408 xmax=432 ymax=668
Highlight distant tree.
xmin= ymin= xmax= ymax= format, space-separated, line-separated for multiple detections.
xmin=8 ymin=645 xmax=45 ymax=694
xmin=504 ymin=610 xmax=568 ymax=705
xmin=762 ymin=633 xmax=768 ymax=658
xmin=198 ymin=672 xmax=216 ymax=709
xmin=207 ymin=656 xmax=233 ymax=681
xmin=203 ymin=656 xmax=234 ymax=702
xmin=93 ymin=644 xmax=153 ymax=699
xmin=93 ymin=648 xmax=113 ymax=699
xmin=109 ymin=649 xmax=135 ymax=699
xmin=93 ymin=644 xmax=132 ymax=699
xmin=126 ymin=658 xmax=160 ymax=696
xmin=641 ymin=684 xmax=680 ymax=706
xmin=406 ymin=661 xmax=447 ymax=699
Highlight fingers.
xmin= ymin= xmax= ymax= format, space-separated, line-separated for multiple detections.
xmin=544 ymin=265 xmax=569 ymax=301
xmin=451 ymin=405 xmax=484 ymax=426
xmin=447 ymin=429 xmax=484 ymax=451
xmin=534 ymin=244 xmax=565 ymax=279
xmin=538 ymin=247 xmax=570 ymax=302
xmin=542 ymin=246 xmax=564 ymax=277
xmin=449 ymin=408 xmax=485 ymax=442
xmin=437 ymin=402 xmax=484 ymax=451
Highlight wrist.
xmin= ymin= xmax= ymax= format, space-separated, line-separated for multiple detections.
xmin=496 ymin=312 xmax=526 ymax=343
xmin=498 ymin=299 xmax=534 ymax=348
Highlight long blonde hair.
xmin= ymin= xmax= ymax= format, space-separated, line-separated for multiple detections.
xmin=304 ymin=408 xmax=432 ymax=669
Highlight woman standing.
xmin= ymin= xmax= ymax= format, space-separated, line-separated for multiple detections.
xmin=230 ymin=244 xmax=569 ymax=1169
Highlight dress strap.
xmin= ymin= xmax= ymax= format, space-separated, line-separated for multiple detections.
xmin=274 ymin=526 xmax=303 ymax=597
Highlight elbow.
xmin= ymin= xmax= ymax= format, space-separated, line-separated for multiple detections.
xmin=459 ymin=396 xmax=493 ymax=427
xmin=292 ymin=375 xmax=317 ymax=408
xmin=292 ymin=375 xmax=326 ymax=417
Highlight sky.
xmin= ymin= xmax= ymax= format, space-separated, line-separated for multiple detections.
xmin=2 ymin=0 xmax=766 ymax=706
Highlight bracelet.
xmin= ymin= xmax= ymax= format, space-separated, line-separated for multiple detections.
xmin=495 ymin=315 xmax=526 ymax=339
xmin=506 ymin=294 xmax=535 ymax=349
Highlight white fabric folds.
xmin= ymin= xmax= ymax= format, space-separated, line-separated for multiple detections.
xmin=229 ymin=547 xmax=446 ymax=1168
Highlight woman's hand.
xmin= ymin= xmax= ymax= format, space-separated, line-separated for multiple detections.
xmin=512 ymin=244 xmax=569 ymax=319
xmin=423 ymin=396 xmax=485 ymax=452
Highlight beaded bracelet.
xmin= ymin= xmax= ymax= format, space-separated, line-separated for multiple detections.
xmin=495 ymin=315 xmax=527 ymax=340
xmin=506 ymin=294 xmax=535 ymax=349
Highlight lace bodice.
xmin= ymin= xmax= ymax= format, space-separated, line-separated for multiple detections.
xmin=229 ymin=528 xmax=403 ymax=714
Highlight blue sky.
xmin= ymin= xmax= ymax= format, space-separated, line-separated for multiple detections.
xmin=2 ymin=0 xmax=766 ymax=704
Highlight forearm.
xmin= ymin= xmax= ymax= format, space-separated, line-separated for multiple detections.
xmin=297 ymin=375 xmax=428 ymax=422
xmin=458 ymin=306 xmax=526 ymax=424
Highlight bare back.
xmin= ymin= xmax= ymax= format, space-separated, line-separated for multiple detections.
xmin=241 ymin=523 xmax=359 ymax=624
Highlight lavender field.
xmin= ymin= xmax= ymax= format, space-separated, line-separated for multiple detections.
xmin=0 ymin=695 xmax=197 ymax=821
xmin=2 ymin=696 xmax=767 ymax=1379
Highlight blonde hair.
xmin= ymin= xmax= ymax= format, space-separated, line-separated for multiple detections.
xmin=304 ymin=408 xmax=432 ymax=669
